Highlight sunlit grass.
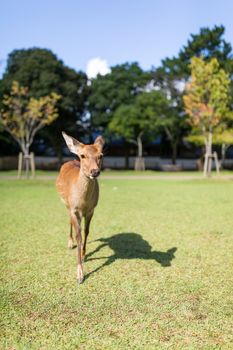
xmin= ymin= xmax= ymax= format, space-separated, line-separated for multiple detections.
xmin=0 ymin=169 xmax=232 ymax=178
xmin=1 ymin=178 xmax=233 ymax=349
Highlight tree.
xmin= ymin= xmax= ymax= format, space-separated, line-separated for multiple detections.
xmin=161 ymin=25 xmax=233 ymax=78
xmin=158 ymin=110 xmax=189 ymax=165
xmin=214 ymin=126 xmax=233 ymax=167
xmin=152 ymin=25 xmax=233 ymax=164
xmin=88 ymin=62 xmax=151 ymax=129
xmin=151 ymin=68 xmax=189 ymax=164
xmin=87 ymin=62 xmax=152 ymax=168
xmin=0 ymin=48 xmax=88 ymax=160
xmin=183 ymin=57 xmax=232 ymax=176
xmin=0 ymin=81 xmax=60 ymax=176
xmin=109 ymin=90 xmax=168 ymax=169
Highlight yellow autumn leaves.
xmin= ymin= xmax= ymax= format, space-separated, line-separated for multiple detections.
xmin=183 ymin=56 xmax=233 ymax=139
xmin=0 ymin=81 xmax=60 ymax=144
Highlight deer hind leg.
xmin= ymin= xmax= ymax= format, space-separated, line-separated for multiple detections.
xmin=82 ymin=212 xmax=93 ymax=261
xmin=70 ymin=211 xmax=84 ymax=284
xmin=68 ymin=221 xmax=74 ymax=249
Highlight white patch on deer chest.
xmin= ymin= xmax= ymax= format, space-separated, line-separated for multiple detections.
xmin=70 ymin=178 xmax=99 ymax=217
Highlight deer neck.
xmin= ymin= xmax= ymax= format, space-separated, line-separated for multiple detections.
xmin=78 ymin=168 xmax=97 ymax=196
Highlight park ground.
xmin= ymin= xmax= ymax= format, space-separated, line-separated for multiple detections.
xmin=1 ymin=171 xmax=233 ymax=349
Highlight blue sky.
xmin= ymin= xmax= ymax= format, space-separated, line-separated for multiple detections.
xmin=1 ymin=0 xmax=233 ymax=77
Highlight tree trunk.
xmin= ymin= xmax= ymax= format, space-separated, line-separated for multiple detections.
xmin=57 ymin=148 xmax=63 ymax=168
xmin=25 ymin=144 xmax=30 ymax=179
xmin=164 ymin=127 xmax=178 ymax=166
xmin=134 ymin=133 xmax=145 ymax=171
xmin=53 ymin=143 xmax=63 ymax=168
xmin=220 ymin=143 xmax=229 ymax=169
xmin=203 ymin=132 xmax=213 ymax=177
xmin=137 ymin=134 xmax=143 ymax=158
xmin=207 ymin=132 xmax=212 ymax=177
xmin=124 ymin=142 xmax=130 ymax=169
xmin=49 ymin=136 xmax=63 ymax=168
xmin=171 ymin=142 xmax=177 ymax=165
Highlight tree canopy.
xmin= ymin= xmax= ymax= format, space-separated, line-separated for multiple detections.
xmin=0 ymin=48 xmax=88 ymax=159
xmin=87 ymin=62 xmax=151 ymax=130
xmin=151 ymin=25 xmax=233 ymax=163
xmin=183 ymin=57 xmax=231 ymax=137
xmin=109 ymin=90 xmax=168 ymax=158
xmin=161 ymin=25 xmax=233 ymax=78
xmin=183 ymin=56 xmax=232 ymax=175
xmin=0 ymin=81 xmax=60 ymax=155
xmin=0 ymin=25 xmax=233 ymax=166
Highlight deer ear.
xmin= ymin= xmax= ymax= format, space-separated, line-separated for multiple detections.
xmin=94 ymin=135 xmax=105 ymax=151
xmin=62 ymin=132 xmax=84 ymax=155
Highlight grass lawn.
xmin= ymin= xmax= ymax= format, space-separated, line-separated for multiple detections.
xmin=1 ymin=169 xmax=233 ymax=178
xmin=1 ymin=176 xmax=233 ymax=349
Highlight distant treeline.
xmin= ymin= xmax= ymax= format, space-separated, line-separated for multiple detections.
xmin=0 ymin=25 xmax=233 ymax=165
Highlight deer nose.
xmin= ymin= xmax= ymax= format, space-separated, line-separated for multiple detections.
xmin=91 ymin=169 xmax=100 ymax=177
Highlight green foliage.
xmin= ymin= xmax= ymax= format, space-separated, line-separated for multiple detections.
xmin=161 ymin=25 xmax=233 ymax=77
xmin=185 ymin=133 xmax=205 ymax=147
xmin=0 ymin=81 xmax=60 ymax=154
xmin=109 ymin=104 xmax=139 ymax=140
xmin=214 ymin=128 xmax=233 ymax=145
xmin=109 ymin=90 xmax=168 ymax=157
xmin=153 ymin=25 xmax=233 ymax=122
xmin=183 ymin=57 xmax=231 ymax=141
xmin=1 ymin=26 xmax=232 ymax=161
xmin=0 ymin=48 xmax=87 ymax=103
xmin=152 ymin=25 xmax=233 ymax=161
xmin=88 ymin=62 xmax=151 ymax=129
xmin=0 ymin=48 xmax=88 ymax=157
xmin=110 ymin=91 xmax=167 ymax=138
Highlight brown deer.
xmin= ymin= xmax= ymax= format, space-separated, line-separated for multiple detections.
xmin=56 ymin=132 xmax=105 ymax=284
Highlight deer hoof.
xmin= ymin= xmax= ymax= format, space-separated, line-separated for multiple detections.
xmin=77 ymin=276 xmax=85 ymax=284
xmin=67 ymin=239 xmax=73 ymax=250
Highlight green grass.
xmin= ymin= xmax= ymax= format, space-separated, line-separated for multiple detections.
xmin=1 ymin=168 xmax=233 ymax=178
xmin=0 ymin=169 xmax=58 ymax=177
xmin=1 ymin=177 xmax=233 ymax=349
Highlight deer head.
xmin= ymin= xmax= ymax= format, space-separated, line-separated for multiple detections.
xmin=62 ymin=132 xmax=105 ymax=179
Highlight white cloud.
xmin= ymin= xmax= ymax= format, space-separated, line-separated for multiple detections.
xmin=174 ymin=80 xmax=186 ymax=92
xmin=86 ymin=57 xmax=110 ymax=79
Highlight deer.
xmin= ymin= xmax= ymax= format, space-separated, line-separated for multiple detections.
xmin=56 ymin=132 xmax=105 ymax=284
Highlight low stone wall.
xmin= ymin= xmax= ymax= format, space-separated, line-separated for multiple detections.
xmin=0 ymin=157 xmax=19 ymax=170
xmin=0 ymin=156 xmax=232 ymax=170
xmin=103 ymin=157 xmax=197 ymax=170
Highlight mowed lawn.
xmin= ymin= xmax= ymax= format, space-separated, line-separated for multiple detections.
xmin=1 ymin=176 xmax=233 ymax=349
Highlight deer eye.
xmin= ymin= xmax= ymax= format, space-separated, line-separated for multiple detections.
xmin=80 ymin=154 xmax=85 ymax=159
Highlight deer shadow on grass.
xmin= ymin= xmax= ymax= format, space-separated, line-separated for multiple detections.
xmin=85 ymin=232 xmax=177 ymax=279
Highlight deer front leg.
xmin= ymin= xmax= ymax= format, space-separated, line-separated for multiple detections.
xmin=68 ymin=221 xmax=74 ymax=250
xmin=82 ymin=212 xmax=93 ymax=261
xmin=70 ymin=212 xmax=84 ymax=284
